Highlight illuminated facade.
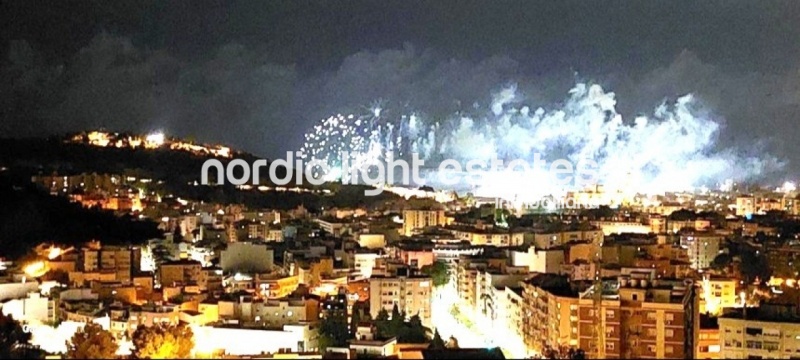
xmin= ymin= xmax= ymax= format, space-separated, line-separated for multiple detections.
xmin=679 ymin=231 xmax=723 ymax=270
xmin=531 ymin=229 xmax=603 ymax=249
xmin=699 ymin=277 xmax=737 ymax=315
xmin=521 ymin=275 xmax=581 ymax=355
xmin=159 ymin=259 xmax=202 ymax=287
xmin=192 ymin=324 xmax=318 ymax=356
xmin=577 ymin=279 xmax=698 ymax=359
xmin=718 ymin=305 xmax=800 ymax=359
xmin=402 ymin=210 xmax=448 ymax=237
xmin=447 ymin=226 xmax=525 ymax=247
xmin=695 ymin=316 xmax=721 ymax=359
xmin=369 ymin=272 xmax=432 ymax=328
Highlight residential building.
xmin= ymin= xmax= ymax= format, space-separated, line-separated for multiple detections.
xmin=512 ymin=246 xmax=565 ymax=274
xmin=193 ymin=324 xmax=318 ymax=355
xmin=577 ymin=277 xmax=698 ymax=359
xmin=369 ymin=269 xmax=432 ymax=328
xmin=220 ymin=242 xmax=275 ymax=273
xmin=358 ymin=234 xmax=386 ymax=249
xmin=680 ymin=231 xmax=723 ymax=270
xmin=315 ymin=218 xmax=351 ymax=238
xmin=695 ymin=315 xmax=721 ymax=359
xmin=447 ymin=225 xmax=525 ymax=247
xmin=348 ymin=324 xmax=398 ymax=357
xmin=159 ymin=259 xmax=202 ymax=287
xmin=532 ymin=229 xmax=603 ymax=249
xmin=521 ymin=274 xmax=582 ymax=355
xmin=403 ymin=210 xmax=448 ymax=237
xmin=254 ymin=273 xmax=300 ymax=299
xmin=699 ymin=277 xmax=738 ymax=316
xmin=718 ymin=304 xmax=800 ymax=359
xmin=254 ymin=297 xmax=320 ymax=327
xmin=0 ymin=292 xmax=55 ymax=323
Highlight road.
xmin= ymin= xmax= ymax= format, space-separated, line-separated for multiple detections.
xmin=430 ymin=283 xmax=527 ymax=358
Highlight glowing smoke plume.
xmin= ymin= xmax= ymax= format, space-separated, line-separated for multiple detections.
xmin=299 ymin=83 xmax=780 ymax=201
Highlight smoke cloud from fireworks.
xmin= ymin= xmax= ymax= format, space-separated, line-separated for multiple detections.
xmin=299 ymin=82 xmax=782 ymax=201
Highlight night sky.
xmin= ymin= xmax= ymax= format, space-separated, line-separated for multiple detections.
xmin=2 ymin=0 xmax=800 ymax=174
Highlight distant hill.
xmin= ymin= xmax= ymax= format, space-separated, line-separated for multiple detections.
xmin=0 ymin=134 xmax=401 ymax=211
xmin=0 ymin=177 xmax=161 ymax=259
xmin=0 ymin=133 xmax=405 ymax=258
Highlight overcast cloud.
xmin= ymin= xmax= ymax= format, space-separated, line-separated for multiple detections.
xmin=1 ymin=1 xmax=799 ymax=176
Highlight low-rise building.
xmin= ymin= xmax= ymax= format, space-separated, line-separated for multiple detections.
xmin=159 ymin=259 xmax=202 ymax=287
xmin=220 ymin=242 xmax=275 ymax=273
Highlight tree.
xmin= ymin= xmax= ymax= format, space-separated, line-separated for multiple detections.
xmin=711 ymin=253 xmax=732 ymax=270
xmin=541 ymin=345 xmax=586 ymax=359
xmin=319 ymin=312 xmax=349 ymax=351
xmin=429 ymin=329 xmax=446 ymax=350
xmin=739 ymin=249 xmax=771 ymax=283
xmin=568 ymin=348 xmax=586 ymax=360
xmin=421 ymin=261 xmax=450 ymax=287
xmin=374 ymin=308 xmax=391 ymax=339
xmin=0 ymin=313 xmax=43 ymax=359
xmin=446 ymin=335 xmax=459 ymax=349
xmin=350 ymin=306 xmax=362 ymax=338
xmin=401 ymin=314 xmax=427 ymax=343
xmin=66 ymin=323 xmax=118 ymax=359
xmin=389 ymin=304 xmax=405 ymax=338
xmin=132 ymin=323 xmax=194 ymax=359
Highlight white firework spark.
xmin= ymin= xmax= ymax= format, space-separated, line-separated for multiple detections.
xmin=298 ymin=83 xmax=780 ymax=201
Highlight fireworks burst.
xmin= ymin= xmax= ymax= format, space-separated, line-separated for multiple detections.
xmin=298 ymin=83 xmax=780 ymax=201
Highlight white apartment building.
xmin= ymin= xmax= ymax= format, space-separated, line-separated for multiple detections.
xmin=719 ymin=305 xmax=800 ymax=359
xmin=680 ymin=231 xmax=723 ymax=270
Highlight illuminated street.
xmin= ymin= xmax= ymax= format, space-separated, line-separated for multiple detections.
xmin=431 ymin=284 xmax=491 ymax=347
xmin=431 ymin=283 xmax=527 ymax=358
xmin=1 ymin=3 xmax=796 ymax=359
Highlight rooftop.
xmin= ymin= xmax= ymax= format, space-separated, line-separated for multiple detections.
xmin=421 ymin=348 xmax=505 ymax=360
xmin=721 ymin=304 xmax=800 ymax=324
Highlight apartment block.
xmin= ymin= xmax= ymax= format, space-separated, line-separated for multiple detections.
xmin=719 ymin=304 xmax=800 ymax=359
xmin=159 ymin=259 xmax=202 ymax=287
xmin=369 ymin=270 xmax=432 ymax=328
xmin=577 ymin=278 xmax=697 ymax=359
xmin=403 ymin=210 xmax=448 ymax=237
xmin=679 ymin=231 xmax=723 ymax=270
xmin=521 ymin=274 xmax=582 ymax=355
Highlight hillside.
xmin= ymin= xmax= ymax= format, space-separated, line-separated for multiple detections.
xmin=0 ymin=135 xmax=401 ymax=211
xmin=0 ymin=176 xmax=162 ymax=259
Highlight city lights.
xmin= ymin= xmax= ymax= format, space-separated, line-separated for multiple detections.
xmin=23 ymin=261 xmax=48 ymax=278
xmin=3 ymin=3 xmax=799 ymax=360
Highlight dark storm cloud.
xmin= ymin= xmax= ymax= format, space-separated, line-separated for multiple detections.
xmin=1 ymin=34 xmax=297 ymax=153
xmin=615 ymin=50 xmax=800 ymax=161
xmin=2 ymin=0 xmax=800 ymax=175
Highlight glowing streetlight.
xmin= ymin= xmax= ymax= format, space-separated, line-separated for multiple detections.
xmin=146 ymin=132 xmax=166 ymax=147
xmin=23 ymin=261 xmax=48 ymax=278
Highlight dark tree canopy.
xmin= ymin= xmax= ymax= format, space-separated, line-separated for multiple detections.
xmin=132 ymin=323 xmax=194 ymax=359
xmin=421 ymin=261 xmax=450 ymax=287
xmin=319 ymin=311 xmax=349 ymax=351
xmin=372 ymin=305 xmax=428 ymax=343
xmin=429 ymin=329 xmax=446 ymax=350
xmin=0 ymin=313 xmax=42 ymax=359
xmin=66 ymin=323 xmax=118 ymax=359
